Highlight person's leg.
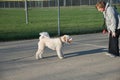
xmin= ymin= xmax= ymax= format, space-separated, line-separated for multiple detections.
xmin=115 ymin=29 xmax=120 ymax=56
xmin=108 ymin=33 xmax=119 ymax=56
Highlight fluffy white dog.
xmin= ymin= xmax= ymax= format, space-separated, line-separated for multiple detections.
xmin=35 ymin=32 xmax=72 ymax=60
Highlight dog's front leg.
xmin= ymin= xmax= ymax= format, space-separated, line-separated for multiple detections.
xmin=56 ymin=49 xmax=64 ymax=59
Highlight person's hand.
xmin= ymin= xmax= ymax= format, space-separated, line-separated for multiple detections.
xmin=112 ymin=32 xmax=116 ymax=37
xmin=102 ymin=29 xmax=107 ymax=34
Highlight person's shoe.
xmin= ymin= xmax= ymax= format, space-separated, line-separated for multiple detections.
xmin=105 ymin=53 xmax=116 ymax=57
xmin=105 ymin=53 xmax=110 ymax=55
xmin=109 ymin=54 xmax=116 ymax=57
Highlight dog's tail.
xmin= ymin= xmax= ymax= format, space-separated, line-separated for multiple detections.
xmin=39 ymin=32 xmax=50 ymax=40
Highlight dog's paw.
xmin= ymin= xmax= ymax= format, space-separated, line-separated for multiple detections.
xmin=36 ymin=57 xmax=40 ymax=60
xmin=59 ymin=57 xmax=64 ymax=59
xmin=36 ymin=56 xmax=41 ymax=60
xmin=35 ymin=54 xmax=43 ymax=60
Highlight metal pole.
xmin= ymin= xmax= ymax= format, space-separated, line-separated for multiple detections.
xmin=71 ymin=0 xmax=72 ymax=6
xmin=58 ymin=0 xmax=60 ymax=36
xmin=25 ymin=0 xmax=28 ymax=24
xmin=64 ymin=0 xmax=66 ymax=6
xmin=89 ymin=0 xmax=90 ymax=5
xmin=80 ymin=0 xmax=81 ymax=6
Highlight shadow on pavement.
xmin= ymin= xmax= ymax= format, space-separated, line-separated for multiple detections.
xmin=65 ymin=48 xmax=107 ymax=58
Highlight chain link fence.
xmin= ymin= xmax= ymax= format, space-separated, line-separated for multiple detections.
xmin=0 ymin=0 xmax=120 ymax=39
xmin=0 ymin=0 xmax=120 ymax=8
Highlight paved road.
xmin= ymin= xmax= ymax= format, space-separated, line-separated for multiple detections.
xmin=0 ymin=33 xmax=120 ymax=80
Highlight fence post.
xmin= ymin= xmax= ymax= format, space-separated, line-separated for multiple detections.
xmin=64 ymin=0 xmax=66 ymax=6
xmin=25 ymin=0 xmax=28 ymax=24
xmin=58 ymin=0 xmax=60 ymax=36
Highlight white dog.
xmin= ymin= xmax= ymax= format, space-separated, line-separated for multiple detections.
xmin=35 ymin=32 xmax=72 ymax=60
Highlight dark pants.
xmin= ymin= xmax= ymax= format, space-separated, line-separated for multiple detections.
xmin=108 ymin=29 xmax=120 ymax=56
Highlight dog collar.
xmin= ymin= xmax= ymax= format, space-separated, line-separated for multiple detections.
xmin=59 ymin=37 xmax=64 ymax=45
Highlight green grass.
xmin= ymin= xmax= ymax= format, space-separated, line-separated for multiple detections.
xmin=0 ymin=6 xmax=114 ymax=41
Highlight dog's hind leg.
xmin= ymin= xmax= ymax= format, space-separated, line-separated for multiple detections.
xmin=35 ymin=49 xmax=44 ymax=60
xmin=36 ymin=42 xmax=45 ymax=60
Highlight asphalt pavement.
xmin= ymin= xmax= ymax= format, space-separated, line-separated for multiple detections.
xmin=0 ymin=33 xmax=120 ymax=80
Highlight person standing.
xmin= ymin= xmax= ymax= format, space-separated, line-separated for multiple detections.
xmin=96 ymin=1 xmax=120 ymax=57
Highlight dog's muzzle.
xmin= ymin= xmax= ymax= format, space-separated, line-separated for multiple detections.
xmin=67 ymin=38 xmax=72 ymax=44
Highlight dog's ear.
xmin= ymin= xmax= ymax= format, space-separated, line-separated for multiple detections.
xmin=63 ymin=35 xmax=67 ymax=42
